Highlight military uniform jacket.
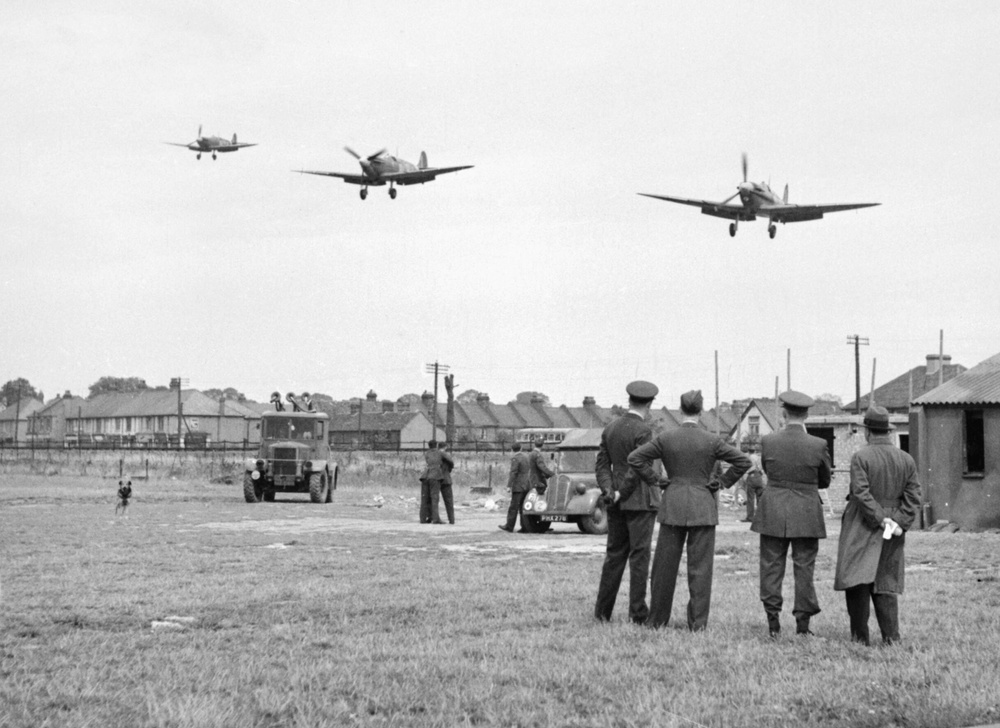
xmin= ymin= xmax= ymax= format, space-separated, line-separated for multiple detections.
xmin=751 ymin=425 xmax=831 ymax=539
xmin=506 ymin=451 xmax=532 ymax=493
xmin=422 ymin=449 xmax=451 ymax=482
xmin=528 ymin=449 xmax=554 ymax=489
xmin=628 ymin=423 xmax=750 ymax=526
xmin=595 ymin=412 xmax=659 ymax=511
xmin=834 ymin=435 xmax=921 ymax=594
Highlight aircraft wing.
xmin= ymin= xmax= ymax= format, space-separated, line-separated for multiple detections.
xmin=213 ymin=143 xmax=258 ymax=151
xmin=383 ymin=165 xmax=474 ymax=186
xmin=164 ymin=142 xmax=196 ymax=149
xmin=294 ymin=170 xmax=375 ymax=186
xmin=759 ymin=202 xmax=880 ymax=223
xmin=637 ymin=193 xmax=751 ymax=221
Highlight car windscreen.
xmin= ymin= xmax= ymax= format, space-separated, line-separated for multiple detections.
xmin=558 ymin=450 xmax=597 ymax=472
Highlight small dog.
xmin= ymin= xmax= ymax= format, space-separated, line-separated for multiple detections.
xmin=116 ymin=480 xmax=132 ymax=516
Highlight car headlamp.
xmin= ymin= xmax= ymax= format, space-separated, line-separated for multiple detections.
xmin=575 ymin=482 xmax=587 ymax=495
xmin=251 ymin=470 xmax=260 ymax=480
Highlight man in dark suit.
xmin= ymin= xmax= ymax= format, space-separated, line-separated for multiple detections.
xmin=834 ymin=406 xmax=921 ymax=645
xmin=500 ymin=442 xmax=532 ymax=532
xmin=438 ymin=441 xmax=456 ymax=525
xmin=751 ymin=390 xmax=832 ymax=637
xmin=629 ymin=390 xmax=750 ymax=631
xmin=528 ymin=438 xmax=554 ymax=493
xmin=594 ymin=380 xmax=660 ymax=623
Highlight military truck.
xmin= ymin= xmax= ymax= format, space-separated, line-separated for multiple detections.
xmin=521 ymin=428 xmax=608 ymax=535
xmin=244 ymin=408 xmax=338 ymax=503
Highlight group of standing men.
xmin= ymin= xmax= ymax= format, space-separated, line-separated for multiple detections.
xmin=500 ymin=439 xmax=554 ymax=532
xmin=420 ymin=440 xmax=455 ymax=525
xmin=593 ymin=380 xmax=922 ymax=645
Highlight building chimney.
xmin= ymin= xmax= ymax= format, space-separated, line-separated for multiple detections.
xmin=366 ymin=390 xmax=378 ymax=401
xmin=583 ymin=396 xmax=596 ymax=406
xmin=925 ymin=354 xmax=951 ymax=375
xmin=396 ymin=397 xmax=410 ymax=413
xmin=382 ymin=401 xmax=394 ymax=413
xmin=421 ymin=391 xmax=435 ymax=410
xmin=349 ymin=402 xmax=360 ymax=415
xmin=476 ymin=393 xmax=491 ymax=404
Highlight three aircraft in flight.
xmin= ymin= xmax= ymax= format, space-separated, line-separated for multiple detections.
xmin=639 ymin=154 xmax=879 ymax=238
xmin=165 ymin=125 xmax=257 ymax=160
xmin=295 ymin=147 xmax=474 ymax=200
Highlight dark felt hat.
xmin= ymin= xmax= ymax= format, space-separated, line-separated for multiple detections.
xmin=626 ymin=380 xmax=659 ymax=401
xmin=779 ymin=390 xmax=814 ymax=414
xmin=862 ymin=406 xmax=895 ymax=432
xmin=680 ymin=389 xmax=704 ymax=414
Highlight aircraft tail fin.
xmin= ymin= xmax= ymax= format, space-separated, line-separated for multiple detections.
xmin=783 ymin=184 xmax=789 ymax=204
xmin=232 ymin=133 xmax=238 ymax=145
xmin=419 ymin=151 xmax=428 ymax=169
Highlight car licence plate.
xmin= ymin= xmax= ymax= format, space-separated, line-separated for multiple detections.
xmin=541 ymin=515 xmax=566 ymax=522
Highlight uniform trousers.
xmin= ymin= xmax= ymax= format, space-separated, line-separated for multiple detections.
xmin=745 ymin=491 xmax=757 ymax=521
xmin=648 ymin=524 xmax=716 ymax=631
xmin=845 ymin=583 xmax=899 ymax=645
xmin=504 ymin=490 xmax=528 ymax=531
xmin=759 ymin=535 xmax=821 ymax=621
xmin=594 ymin=509 xmax=656 ymax=623
xmin=440 ymin=483 xmax=455 ymax=524
xmin=422 ymin=479 xmax=443 ymax=523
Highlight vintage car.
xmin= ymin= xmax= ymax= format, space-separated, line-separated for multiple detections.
xmin=521 ymin=428 xmax=608 ymax=535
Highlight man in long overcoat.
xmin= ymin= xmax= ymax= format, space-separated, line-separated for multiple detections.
xmin=528 ymin=438 xmax=554 ymax=492
xmin=751 ymin=390 xmax=831 ymax=637
xmin=500 ymin=443 xmax=532 ymax=532
xmin=594 ymin=380 xmax=660 ymax=624
xmin=834 ymin=406 xmax=921 ymax=645
xmin=629 ymin=389 xmax=750 ymax=631
xmin=421 ymin=440 xmax=452 ymax=524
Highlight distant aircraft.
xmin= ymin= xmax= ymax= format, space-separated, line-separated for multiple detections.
xmin=638 ymin=154 xmax=879 ymax=238
xmin=164 ymin=125 xmax=257 ymax=160
xmin=295 ymin=147 xmax=474 ymax=200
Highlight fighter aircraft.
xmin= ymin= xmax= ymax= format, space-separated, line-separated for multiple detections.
xmin=295 ymin=147 xmax=473 ymax=200
xmin=638 ymin=154 xmax=879 ymax=238
xmin=164 ymin=125 xmax=257 ymax=160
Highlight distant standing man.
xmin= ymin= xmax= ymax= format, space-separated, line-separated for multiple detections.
xmin=751 ymin=391 xmax=832 ymax=637
xmin=528 ymin=438 xmax=554 ymax=494
xmin=629 ymin=390 xmax=751 ymax=631
xmin=500 ymin=442 xmax=532 ymax=532
xmin=439 ymin=441 xmax=456 ymax=525
xmin=834 ymin=406 xmax=921 ymax=645
xmin=742 ymin=452 xmax=764 ymax=523
xmin=421 ymin=440 xmax=451 ymax=525
xmin=594 ymin=380 xmax=661 ymax=624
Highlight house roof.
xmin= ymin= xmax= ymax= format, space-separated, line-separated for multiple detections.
xmin=547 ymin=405 xmax=581 ymax=428
xmin=328 ymin=411 xmax=427 ymax=433
xmin=455 ymin=402 xmax=496 ymax=427
xmin=913 ymin=352 xmax=1000 ymax=405
xmin=845 ymin=359 xmax=967 ymax=411
xmin=739 ymin=399 xmax=781 ymax=432
xmin=33 ymin=396 xmax=88 ymax=417
xmin=509 ymin=403 xmax=551 ymax=427
xmin=564 ymin=406 xmax=611 ymax=427
xmin=68 ymin=390 xmax=258 ymax=419
xmin=0 ymin=398 xmax=45 ymax=421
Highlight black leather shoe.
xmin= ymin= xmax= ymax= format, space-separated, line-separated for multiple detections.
xmin=767 ymin=616 xmax=781 ymax=638
xmin=498 ymin=525 xmax=513 ymax=532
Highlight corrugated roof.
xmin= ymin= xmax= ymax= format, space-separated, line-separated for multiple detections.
xmin=845 ymin=361 xmax=967 ymax=411
xmin=913 ymin=352 xmax=1000 ymax=405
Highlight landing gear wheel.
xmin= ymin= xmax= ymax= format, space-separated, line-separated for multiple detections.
xmin=578 ymin=504 xmax=609 ymax=535
xmin=389 ymin=187 xmax=397 ymax=199
xmin=729 ymin=222 xmax=737 ymax=237
xmin=196 ymin=153 xmax=202 ymax=160
xmin=360 ymin=188 xmax=368 ymax=200
xmin=768 ymin=225 xmax=777 ymax=239
xmin=521 ymin=514 xmax=551 ymax=534
xmin=212 ymin=152 xmax=217 ymax=160
xmin=243 ymin=473 xmax=262 ymax=503
xmin=309 ymin=472 xmax=328 ymax=503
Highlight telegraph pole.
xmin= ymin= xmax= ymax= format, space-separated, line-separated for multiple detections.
xmin=424 ymin=361 xmax=450 ymax=440
xmin=170 ymin=377 xmax=188 ymax=448
xmin=845 ymin=335 xmax=870 ymax=414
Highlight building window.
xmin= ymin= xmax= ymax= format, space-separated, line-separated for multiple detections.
xmin=749 ymin=416 xmax=760 ymax=437
xmin=964 ymin=409 xmax=985 ymax=475
xmin=190 ymin=418 xmax=199 ymax=430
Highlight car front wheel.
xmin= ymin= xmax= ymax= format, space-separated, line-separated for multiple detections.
xmin=578 ymin=503 xmax=609 ymax=535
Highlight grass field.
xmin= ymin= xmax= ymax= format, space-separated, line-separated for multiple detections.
xmin=2 ymin=473 xmax=999 ymax=728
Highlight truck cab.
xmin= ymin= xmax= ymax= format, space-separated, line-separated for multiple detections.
xmin=244 ymin=410 xmax=337 ymax=503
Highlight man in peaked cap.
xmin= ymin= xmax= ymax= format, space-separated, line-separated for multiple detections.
xmin=628 ymin=389 xmax=750 ymax=630
xmin=751 ymin=390 xmax=832 ymax=638
xmin=594 ymin=380 xmax=661 ymax=623
xmin=834 ymin=406 xmax=921 ymax=645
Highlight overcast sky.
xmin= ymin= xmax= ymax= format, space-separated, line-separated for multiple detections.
xmin=4 ymin=1 xmax=998 ymax=408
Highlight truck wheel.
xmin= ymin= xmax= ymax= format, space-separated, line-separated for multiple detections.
xmin=521 ymin=514 xmax=551 ymax=534
xmin=243 ymin=473 xmax=262 ymax=503
xmin=578 ymin=504 xmax=609 ymax=535
xmin=309 ymin=472 xmax=328 ymax=503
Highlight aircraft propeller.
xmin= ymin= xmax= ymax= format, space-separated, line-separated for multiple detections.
xmin=345 ymin=146 xmax=386 ymax=181
xmin=197 ymin=124 xmax=202 ymax=140
xmin=344 ymin=146 xmax=386 ymax=161
xmin=742 ymin=152 xmax=748 ymax=183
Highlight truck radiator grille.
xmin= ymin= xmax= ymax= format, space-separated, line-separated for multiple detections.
xmin=550 ymin=475 xmax=570 ymax=507
xmin=272 ymin=448 xmax=299 ymax=477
